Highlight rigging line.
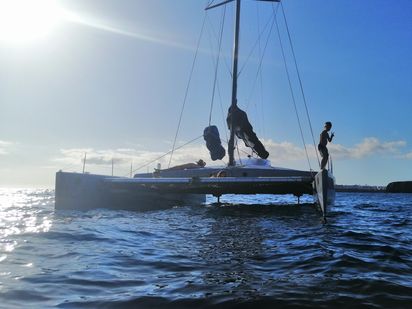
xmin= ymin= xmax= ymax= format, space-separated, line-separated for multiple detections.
xmin=60 ymin=161 xmax=85 ymax=174
xmin=234 ymin=138 xmax=243 ymax=165
xmin=217 ymin=82 xmax=229 ymax=143
xmin=203 ymin=6 xmax=229 ymax=154
xmin=222 ymin=136 xmax=249 ymax=155
xmin=205 ymin=20 xmax=228 ymax=138
xmin=209 ymin=5 xmax=227 ymax=126
xmin=221 ymin=135 xmax=254 ymax=158
xmin=236 ymin=143 xmax=242 ymax=165
xmin=232 ymin=132 xmax=256 ymax=163
xmin=206 ymin=19 xmax=218 ymax=67
xmin=205 ymin=12 xmax=232 ymax=78
xmin=238 ymin=7 xmax=278 ymax=77
xmin=127 ymin=135 xmax=204 ymax=176
xmin=280 ymin=1 xmax=320 ymax=168
xmin=206 ymin=18 xmax=226 ymax=75
xmin=256 ymin=5 xmax=266 ymax=137
xmin=224 ymin=139 xmax=257 ymax=158
xmin=274 ymin=10 xmax=313 ymax=172
xmin=168 ymin=12 xmax=207 ymax=168
xmin=204 ymin=17 xmax=228 ymax=141
xmin=245 ymin=4 xmax=278 ymax=111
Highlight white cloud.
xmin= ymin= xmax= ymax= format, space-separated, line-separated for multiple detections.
xmin=241 ymin=137 xmax=407 ymax=162
xmin=55 ymin=137 xmax=408 ymax=174
xmin=0 ymin=140 xmax=13 ymax=155
xmin=329 ymin=138 xmax=406 ymax=159
xmin=402 ymin=152 xmax=412 ymax=160
xmin=262 ymin=140 xmax=311 ymax=162
xmin=55 ymin=145 xmax=212 ymax=174
xmin=56 ymin=148 xmax=149 ymax=166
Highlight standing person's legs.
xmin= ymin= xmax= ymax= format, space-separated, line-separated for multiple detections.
xmin=318 ymin=146 xmax=329 ymax=170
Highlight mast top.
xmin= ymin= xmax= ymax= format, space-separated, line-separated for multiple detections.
xmin=205 ymin=0 xmax=280 ymax=11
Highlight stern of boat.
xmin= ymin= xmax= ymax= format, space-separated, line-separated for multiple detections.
xmin=314 ymin=169 xmax=335 ymax=218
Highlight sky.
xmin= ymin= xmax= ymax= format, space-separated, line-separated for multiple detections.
xmin=0 ymin=0 xmax=412 ymax=187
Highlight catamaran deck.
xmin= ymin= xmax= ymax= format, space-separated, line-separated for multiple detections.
xmin=55 ymin=170 xmax=319 ymax=210
xmin=105 ymin=176 xmax=314 ymax=196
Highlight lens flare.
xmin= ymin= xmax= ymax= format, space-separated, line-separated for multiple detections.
xmin=0 ymin=0 xmax=64 ymax=45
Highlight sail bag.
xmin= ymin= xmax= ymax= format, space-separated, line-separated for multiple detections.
xmin=203 ymin=125 xmax=226 ymax=161
xmin=226 ymin=106 xmax=269 ymax=159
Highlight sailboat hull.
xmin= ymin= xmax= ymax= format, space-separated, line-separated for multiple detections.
xmin=314 ymin=169 xmax=335 ymax=217
xmin=55 ymin=163 xmax=318 ymax=211
xmin=55 ymin=171 xmax=206 ymax=211
xmin=55 ymin=164 xmax=334 ymax=216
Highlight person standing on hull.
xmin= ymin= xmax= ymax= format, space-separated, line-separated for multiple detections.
xmin=318 ymin=121 xmax=335 ymax=170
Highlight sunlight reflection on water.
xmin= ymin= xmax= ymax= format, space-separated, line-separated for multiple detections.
xmin=0 ymin=189 xmax=53 ymax=252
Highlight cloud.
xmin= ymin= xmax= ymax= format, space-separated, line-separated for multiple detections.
xmin=55 ymin=145 xmax=212 ymax=174
xmin=0 ymin=140 xmax=13 ymax=155
xmin=56 ymin=148 xmax=147 ymax=166
xmin=329 ymin=138 xmax=406 ymax=159
xmin=55 ymin=137 xmax=408 ymax=174
xmin=262 ymin=140 xmax=310 ymax=162
xmin=240 ymin=137 xmax=407 ymax=162
xmin=402 ymin=152 xmax=412 ymax=160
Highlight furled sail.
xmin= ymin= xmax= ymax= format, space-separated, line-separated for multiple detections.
xmin=227 ymin=106 xmax=269 ymax=159
xmin=203 ymin=125 xmax=226 ymax=161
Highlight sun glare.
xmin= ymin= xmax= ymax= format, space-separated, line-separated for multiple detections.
xmin=0 ymin=0 xmax=64 ymax=45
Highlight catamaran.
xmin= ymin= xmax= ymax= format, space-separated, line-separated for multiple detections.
xmin=55 ymin=0 xmax=335 ymax=219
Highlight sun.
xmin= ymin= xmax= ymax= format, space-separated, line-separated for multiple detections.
xmin=0 ymin=0 xmax=64 ymax=45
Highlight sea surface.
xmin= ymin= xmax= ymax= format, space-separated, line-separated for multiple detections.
xmin=0 ymin=189 xmax=411 ymax=308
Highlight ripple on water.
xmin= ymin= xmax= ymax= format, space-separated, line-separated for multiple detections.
xmin=0 ymin=190 xmax=411 ymax=308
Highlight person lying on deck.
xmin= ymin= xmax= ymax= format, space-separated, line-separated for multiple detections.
xmin=163 ymin=159 xmax=206 ymax=171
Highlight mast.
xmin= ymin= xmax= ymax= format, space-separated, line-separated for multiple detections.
xmin=206 ymin=0 xmax=278 ymax=166
xmin=228 ymin=0 xmax=241 ymax=166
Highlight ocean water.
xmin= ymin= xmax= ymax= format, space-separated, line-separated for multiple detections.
xmin=0 ymin=189 xmax=411 ymax=308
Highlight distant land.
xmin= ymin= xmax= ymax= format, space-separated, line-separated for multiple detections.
xmin=337 ymin=181 xmax=412 ymax=193
xmin=336 ymin=184 xmax=386 ymax=193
